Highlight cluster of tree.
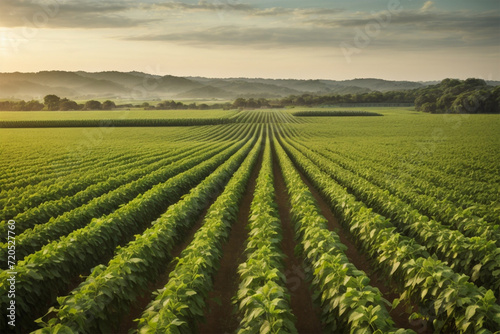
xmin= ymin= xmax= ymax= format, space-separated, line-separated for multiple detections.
xmin=233 ymin=98 xmax=272 ymax=108
xmin=0 ymin=100 xmax=44 ymax=111
xmin=231 ymin=91 xmax=416 ymax=109
xmin=147 ymin=100 xmax=233 ymax=110
xmin=414 ymin=79 xmax=500 ymax=114
xmin=231 ymin=79 xmax=499 ymax=113
xmin=43 ymin=95 xmax=117 ymax=111
xmin=0 ymin=95 xmax=117 ymax=111
xmin=279 ymin=90 xmax=415 ymax=106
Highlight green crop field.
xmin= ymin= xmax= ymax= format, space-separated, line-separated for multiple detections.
xmin=0 ymin=109 xmax=235 ymax=122
xmin=0 ymin=108 xmax=499 ymax=333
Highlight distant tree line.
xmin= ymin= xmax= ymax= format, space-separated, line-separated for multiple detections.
xmin=1 ymin=79 xmax=498 ymax=113
xmin=231 ymin=90 xmax=416 ymax=109
xmin=414 ymin=78 xmax=500 ymax=114
xmin=231 ymin=79 xmax=500 ymax=113
xmin=0 ymin=99 xmax=44 ymax=111
xmin=0 ymin=95 xmax=116 ymax=111
xmin=144 ymin=101 xmax=233 ymax=110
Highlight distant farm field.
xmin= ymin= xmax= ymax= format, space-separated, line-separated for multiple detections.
xmin=0 ymin=108 xmax=235 ymax=121
xmin=1 ymin=108 xmax=499 ymax=333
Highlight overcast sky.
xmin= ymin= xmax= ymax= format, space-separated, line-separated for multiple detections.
xmin=0 ymin=0 xmax=499 ymax=81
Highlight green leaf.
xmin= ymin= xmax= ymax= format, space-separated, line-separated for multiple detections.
xmin=391 ymin=298 xmax=401 ymax=310
xmin=260 ymin=321 xmax=271 ymax=334
xmin=129 ymin=258 xmax=144 ymax=264
xmin=465 ymin=304 xmax=479 ymax=320
xmin=348 ymin=311 xmax=365 ymax=324
xmin=171 ymin=318 xmax=186 ymax=326
xmin=390 ymin=261 xmax=400 ymax=276
xmin=471 ymin=263 xmax=482 ymax=281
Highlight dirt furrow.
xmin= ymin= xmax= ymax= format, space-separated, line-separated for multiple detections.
xmin=271 ymin=146 xmax=324 ymax=334
xmin=197 ymin=146 xmax=263 ymax=333
xmin=290 ymin=148 xmax=431 ymax=333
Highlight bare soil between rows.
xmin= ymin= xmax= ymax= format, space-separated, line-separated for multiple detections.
xmin=271 ymin=145 xmax=324 ymax=334
xmin=113 ymin=138 xmax=428 ymax=333
xmin=197 ymin=144 xmax=264 ymax=333
xmin=290 ymin=147 xmax=431 ymax=333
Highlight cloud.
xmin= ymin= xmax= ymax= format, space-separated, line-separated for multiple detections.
xmin=250 ymin=7 xmax=294 ymax=16
xmin=124 ymin=25 xmax=338 ymax=49
xmin=151 ymin=1 xmax=253 ymax=13
xmin=306 ymin=8 xmax=500 ymax=44
xmin=0 ymin=0 xmax=343 ymax=29
xmin=421 ymin=1 xmax=435 ymax=12
xmin=151 ymin=1 xmax=343 ymax=18
xmin=0 ymin=0 xmax=155 ymax=29
xmin=1 ymin=0 xmax=497 ymax=55
xmin=250 ymin=7 xmax=343 ymax=17
xmin=122 ymin=7 xmax=499 ymax=53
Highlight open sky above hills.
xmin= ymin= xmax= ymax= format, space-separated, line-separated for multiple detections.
xmin=0 ymin=0 xmax=499 ymax=81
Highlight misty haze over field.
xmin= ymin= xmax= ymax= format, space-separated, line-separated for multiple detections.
xmin=0 ymin=70 xmax=448 ymax=100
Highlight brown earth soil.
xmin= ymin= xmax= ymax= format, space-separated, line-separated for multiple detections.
xmin=197 ymin=147 xmax=263 ymax=334
xmin=272 ymin=146 xmax=324 ymax=334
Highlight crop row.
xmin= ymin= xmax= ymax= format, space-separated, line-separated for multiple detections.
xmin=329 ymin=145 xmax=498 ymax=205
xmin=174 ymin=121 xmax=252 ymax=143
xmin=417 ymin=147 xmax=499 ymax=185
xmin=292 ymin=111 xmax=383 ymax=117
xmin=0 ymin=150 xmax=125 ymax=194
xmin=278 ymin=135 xmax=500 ymax=333
xmin=273 ymin=131 xmax=410 ymax=333
xmin=0 ymin=147 xmax=136 ymax=188
xmin=323 ymin=146 xmax=499 ymax=225
xmin=205 ymin=122 xmax=254 ymax=142
xmin=233 ymin=110 xmax=301 ymax=124
xmin=0 ymin=143 xmax=226 ymax=263
xmin=317 ymin=147 xmax=500 ymax=241
xmin=0 ymin=118 xmax=235 ymax=128
xmin=34 ymin=127 xmax=261 ymax=333
xmin=0 ymin=143 xmax=212 ymax=236
xmin=0 ymin=140 xmax=172 ymax=192
xmin=235 ymin=132 xmax=297 ymax=333
xmin=0 ymin=147 xmax=173 ymax=212
xmin=0 ymin=132 xmax=253 ymax=331
xmin=287 ymin=138 xmax=500 ymax=294
xmin=134 ymin=129 xmax=262 ymax=333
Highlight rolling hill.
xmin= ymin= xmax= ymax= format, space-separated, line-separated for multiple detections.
xmin=0 ymin=70 xmax=466 ymax=100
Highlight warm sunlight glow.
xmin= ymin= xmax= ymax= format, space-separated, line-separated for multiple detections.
xmin=0 ymin=29 xmax=9 ymax=55
xmin=0 ymin=28 xmax=20 ymax=57
xmin=0 ymin=1 xmax=498 ymax=80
